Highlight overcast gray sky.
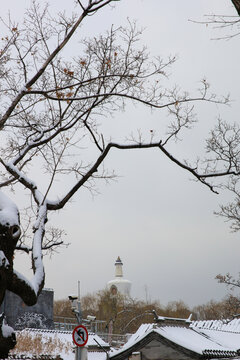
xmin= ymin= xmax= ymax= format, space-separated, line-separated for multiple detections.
xmin=2 ymin=0 xmax=240 ymax=308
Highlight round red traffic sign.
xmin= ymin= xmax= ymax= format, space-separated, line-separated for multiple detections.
xmin=72 ymin=325 xmax=89 ymax=347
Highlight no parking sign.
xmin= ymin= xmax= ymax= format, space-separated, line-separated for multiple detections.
xmin=72 ymin=325 xmax=89 ymax=347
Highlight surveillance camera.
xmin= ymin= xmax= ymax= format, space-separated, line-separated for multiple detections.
xmin=87 ymin=315 xmax=96 ymax=321
xmin=68 ymin=295 xmax=78 ymax=301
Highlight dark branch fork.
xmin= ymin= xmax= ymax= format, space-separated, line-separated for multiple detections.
xmin=2 ymin=138 xmax=239 ymax=218
xmin=23 ymin=90 xmax=228 ymax=109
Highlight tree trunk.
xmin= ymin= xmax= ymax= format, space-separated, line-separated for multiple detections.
xmin=231 ymin=0 xmax=240 ymax=15
xmin=0 ymin=314 xmax=16 ymax=358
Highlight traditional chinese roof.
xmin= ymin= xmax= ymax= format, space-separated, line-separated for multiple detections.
xmin=191 ymin=318 xmax=240 ymax=351
xmin=192 ymin=318 xmax=240 ymax=332
xmin=109 ymin=320 xmax=240 ymax=360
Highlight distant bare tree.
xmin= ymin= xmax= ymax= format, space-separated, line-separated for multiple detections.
xmin=193 ymin=295 xmax=240 ymax=320
xmin=206 ymin=120 xmax=240 ymax=231
xmin=214 ymin=273 xmax=240 ymax=319
xmin=55 ymin=290 xmax=190 ymax=336
xmin=216 ymin=273 xmax=240 ymax=290
xmin=190 ymin=1 xmax=240 ymax=230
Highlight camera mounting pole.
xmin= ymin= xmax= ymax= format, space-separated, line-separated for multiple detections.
xmin=69 ymin=281 xmax=83 ymax=360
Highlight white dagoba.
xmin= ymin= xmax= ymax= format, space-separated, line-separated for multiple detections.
xmin=107 ymin=256 xmax=132 ymax=296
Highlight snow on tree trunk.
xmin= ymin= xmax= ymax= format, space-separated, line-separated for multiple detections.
xmin=0 ymin=314 xmax=16 ymax=359
xmin=0 ymin=191 xmax=46 ymax=357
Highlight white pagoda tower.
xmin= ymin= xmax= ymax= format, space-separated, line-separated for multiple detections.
xmin=107 ymin=256 xmax=132 ymax=296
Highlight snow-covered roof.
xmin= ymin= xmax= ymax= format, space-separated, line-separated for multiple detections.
xmin=110 ymin=322 xmax=240 ymax=360
xmin=10 ymin=328 xmax=73 ymax=360
xmin=10 ymin=328 xmax=109 ymax=360
xmin=155 ymin=314 xmax=192 ymax=325
xmin=192 ymin=318 xmax=240 ymax=332
xmin=191 ymin=318 xmax=240 ymax=351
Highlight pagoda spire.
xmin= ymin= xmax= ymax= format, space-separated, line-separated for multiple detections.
xmin=115 ymin=256 xmax=123 ymax=277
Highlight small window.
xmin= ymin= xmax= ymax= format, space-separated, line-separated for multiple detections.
xmin=110 ymin=285 xmax=118 ymax=295
xmin=129 ymin=352 xmax=141 ymax=360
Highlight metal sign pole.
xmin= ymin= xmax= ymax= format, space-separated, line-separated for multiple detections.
xmin=71 ymin=281 xmax=88 ymax=360
xmin=77 ymin=281 xmax=82 ymax=360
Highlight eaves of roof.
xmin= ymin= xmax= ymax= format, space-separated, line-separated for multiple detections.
xmin=110 ymin=328 xmax=237 ymax=360
xmin=110 ymin=331 xmax=202 ymax=360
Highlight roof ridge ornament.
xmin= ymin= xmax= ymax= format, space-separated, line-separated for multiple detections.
xmin=152 ymin=310 xmax=192 ymax=328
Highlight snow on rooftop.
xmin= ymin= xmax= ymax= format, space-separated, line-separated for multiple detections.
xmin=195 ymin=328 xmax=240 ymax=350
xmin=110 ymin=322 xmax=240 ymax=359
xmin=109 ymin=324 xmax=154 ymax=357
xmin=156 ymin=326 xmax=231 ymax=355
xmin=10 ymin=328 xmax=73 ymax=360
xmin=191 ymin=318 xmax=240 ymax=351
xmin=10 ymin=328 xmax=109 ymax=360
xmin=192 ymin=318 xmax=240 ymax=332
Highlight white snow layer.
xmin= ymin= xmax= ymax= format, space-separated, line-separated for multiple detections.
xmin=110 ymin=323 xmax=240 ymax=358
xmin=1 ymin=318 xmax=14 ymax=338
xmin=0 ymin=191 xmax=19 ymax=227
xmin=10 ymin=329 xmax=109 ymax=360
